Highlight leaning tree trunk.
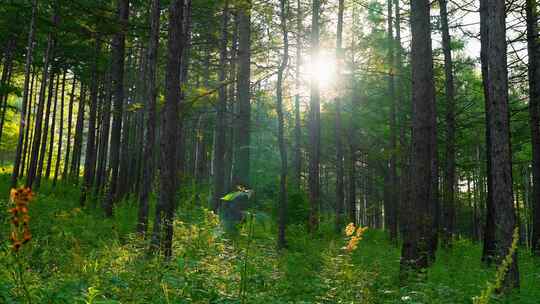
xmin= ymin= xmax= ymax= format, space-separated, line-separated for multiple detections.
xmin=11 ymin=0 xmax=38 ymax=188
xmin=70 ymin=86 xmax=86 ymax=184
xmin=482 ymin=0 xmax=519 ymax=290
xmin=26 ymin=11 xmax=57 ymax=189
xmin=526 ymin=0 xmax=540 ymax=256
xmin=400 ymin=0 xmax=437 ymax=279
xmin=103 ymin=0 xmax=129 ymax=217
xmin=137 ymin=0 xmax=160 ymax=236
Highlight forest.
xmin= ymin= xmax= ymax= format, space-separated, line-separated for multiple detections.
xmin=0 ymin=0 xmax=540 ymax=303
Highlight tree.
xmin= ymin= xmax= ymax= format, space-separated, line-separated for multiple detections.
xmin=150 ymin=0 xmax=190 ymax=258
xmin=400 ymin=0 xmax=437 ymax=277
xmin=334 ymin=0 xmax=345 ymax=233
xmin=277 ymin=0 xmax=289 ymax=249
xmin=137 ymin=0 xmax=160 ymax=236
xmin=481 ymin=0 xmax=519 ymax=290
xmin=26 ymin=9 xmax=58 ymax=189
xmin=526 ymin=0 xmax=540 ymax=255
xmin=439 ymin=0 xmax=456 ymax=248
xmin=308 ymin=0 xmax=321 ymax=233
xmin=10 ymin=0 xmax=37 ymax=188
xmin=81 ymin=38 xmax=101 ymax=205
xmin=103 ymin=0 xmax=129 ymax=217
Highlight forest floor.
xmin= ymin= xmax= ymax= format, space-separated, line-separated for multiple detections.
xmin=0 ymin=172 xmax=539 ymax=303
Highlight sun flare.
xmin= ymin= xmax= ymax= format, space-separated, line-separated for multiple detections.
xmin=302 ymin=50 xmax=337 ymax=92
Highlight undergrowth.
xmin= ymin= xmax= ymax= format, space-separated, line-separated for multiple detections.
xmin=0 ymin=173 xmax=539 ymax=303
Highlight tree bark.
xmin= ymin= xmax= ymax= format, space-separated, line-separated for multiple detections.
xmin=526 ymin=0 xmax=540 ymax=255
xmin=277 ymin=0 xmax=289 ymax=249
xmin=45 ymin=73 xmax=60 ymax=179
xmin=212 ymin=0 xmax=229 ymax=212
xmin=81 ymin=38 xmax=102 ymax=206
xmin=103 ymin=0 xmax=129 ymax=217
xmin=26 ymin=11 xmax=57 ymax=189
xmin=11 ymin=0 xmax=37 ymax=188
xmin=308 ymin=0 xmax=321 ymax=233
xmin=53 ymin=70 xmax=66 ymax=185
xmin=150 ymin=0 xmax=188 ymax=258
xmin=482 ymin=0 xmax=519 ymax=290
xmin=137 ymin=0 xmax=160 ymax=236
xmin=400 ymin=0 xmax=437 ymax=277
xmin=62 ymin=77 xmax=77 ymax=181
xmin=293 ymin=0 xmax=303 ymax=190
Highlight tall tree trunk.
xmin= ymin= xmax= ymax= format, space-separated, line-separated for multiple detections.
xmin=482 ymin=0 xmax=519 ymax=290
xmin=0 ymin=38 xmax=14 ymax=144
xmin=150 ymin=0 xmax=188 ymax=258
xmin=81 ymin=38 xmax=101 ymax=205
xmin=62 ymin=77 xmax=76 ymax=181
xmin=232 ymin=0 xmax=252 ymax=190
xmin=439 ymin=0 xmax=456 ymax=249
xmin=386 ymin=0 xmax=398 ymax=242
xmin=480 ymin=0 xmax=496 ymax=263
xmin=70 ymin=85 xmax=86 ymax=183
xmin=35 ymin=68 xmax=56 ymax=189
xmin=277 ymin=0 xmax=289 ymax=249
xmin=138 ymin=0 xmax=160 ymax=236
xmin=293 ymin=0 xmax=303 ymax=190
xmin=53 ymin=70 xmax=66 ymax=185
xmin=212 ymin=0 xmax=229 ymax=212
xmin=308 ymin=0 xmax=321 ymax=233
xmin=400 ymin=0 xmax=437 ymax=278
xmin=95 ymin=70 xmax=112 ymax=196
xmin=11 ymin=0 xmax=37 ymax=188
xmin=45 ymin=73 xmax=60 ymax=179
xmin=20 ymin=69 xmax=36 ymax=179
xmin=526 ymin=0 xmax=540 ymax=255
xmin=26 ymin=11 xmax=57 ymax=189
xmin=103 ymin=0 xmax=129 ymax=217
xmin=334 ymin=0 xmax=345 ymax=233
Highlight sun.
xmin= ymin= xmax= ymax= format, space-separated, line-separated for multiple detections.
xmin=302 ymin=50 xmax=337 ymax=92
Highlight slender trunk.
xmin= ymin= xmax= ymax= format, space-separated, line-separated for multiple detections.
xmin=386 ymin=0 xmax=398 ymax=242
xmin=103 ymin=0 xmax=129 ymax=216
xmin=11 ymin=0 xmax=37 ymax=188
xmin=45 ymin=73 xmax=60 ymax=179
xmin=26 ymin=10 xmax=58 ymax=189
xmin=70 ymin=85 xmax=86 ymax=183
xmin=138 ymin=0 xmax=160 ymax=236
xmin=308 ymin=0 xmax=321 ymax=233
xmin=212 ymin=1 xmax=229 ymax=212
xmin=53 ymin=70 xmax=66 ymax=185
xmin=293 ymin=0 xmax=302 ymax=190
xmin=62 ymin=77 xmax=76 ymax=181
xmin=277 ymin=0 xmax=289 ymax=249
xmin=150 ymin=0 xmax=188 ymax=258
xmin=438 ymin=0 xmax=456 ymax=249
xmin=20 ymin=69 xmax=36 ymax=179
xmin=526 ymin=0 xmax=540 ymax=255
xmin=334 ymin=0 xmax=345 ymax=233
xmin=81 ymin=38 xmax=102 ymax=205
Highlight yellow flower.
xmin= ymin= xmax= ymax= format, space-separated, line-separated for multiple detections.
xmin=356 ymin=226 xmax=368 ymax=237
xmin=345 ymin=223 xmax=356 ymax=236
